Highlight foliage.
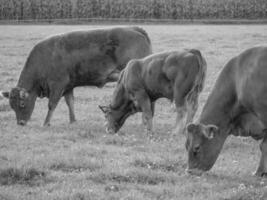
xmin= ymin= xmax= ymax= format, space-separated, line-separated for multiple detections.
xmin=0 ymin=0 xmax=266 ymax=20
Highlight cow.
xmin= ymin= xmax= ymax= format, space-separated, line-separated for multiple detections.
xmin=99 ymin=49 xmax=207 ymax=135
xmin=0 ymin=26 xmax=152 ymax=126
xmin=185 ymin=46 xmax=267 ymax=177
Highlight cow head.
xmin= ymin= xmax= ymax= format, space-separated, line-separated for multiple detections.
xmin=185 ymin=123 xmax=227 ymax=175
xmin=99 ymin=102 xmax=137 ymax=134
xmin=1 ymin=87 xmax=36 ymax=125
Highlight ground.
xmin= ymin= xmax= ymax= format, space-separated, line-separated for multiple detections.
xmin=0 ymin=25 xmax=267 ymax=200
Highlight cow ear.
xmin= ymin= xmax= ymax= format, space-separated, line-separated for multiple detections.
xmin=0 ymin=91 xmax=10 ymax=99
xmin=98 ymin=105 xmax=110 ymax=113
xmin=186 ymin=123 xmax=198 ymax=133
xmin=203 ymin=125 xmax=218 ymax=139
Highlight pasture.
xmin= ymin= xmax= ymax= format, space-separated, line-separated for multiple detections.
xmin=0 ymin=24 xmax=267 ymax=200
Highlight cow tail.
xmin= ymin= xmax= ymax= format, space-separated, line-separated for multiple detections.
xmin=191 ymin=49 xmax=207 ymax=93
xmin=185 ymin=49 xmax=207 ymax=110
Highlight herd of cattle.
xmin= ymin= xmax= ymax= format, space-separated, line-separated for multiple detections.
xmin=1 ymin=26 xmax=267 ymax=177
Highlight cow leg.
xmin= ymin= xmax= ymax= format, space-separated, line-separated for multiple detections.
xmin=174 ymin=105 xmax=187 ymax=135
xmin=172 ymin=74 xmax=189 ymax=135
xmin=64 ymin=89 xmax=76 ymax=123
xmin=135 ymin=91 xmax=153 ymax=135
xmin=255 ymin=135 xmax=267 ymax=176
xmin=43 ymin=83 xmax=66 ymax=126
xmin=151 ymin=101 xmax=155 ymax=117
xmin=173 ymin=86 xmax=187 ymax=135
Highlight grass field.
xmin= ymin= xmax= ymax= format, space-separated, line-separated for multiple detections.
xmin=0 ymin=25 xmax=267 ymax=200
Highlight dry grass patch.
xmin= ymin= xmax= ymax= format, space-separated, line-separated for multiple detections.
xmin=89 ymin=169 xmax=178 ymax=185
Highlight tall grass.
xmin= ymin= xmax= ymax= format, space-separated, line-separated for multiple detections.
xmin=0 ymin=0 xmax=266 ymax=20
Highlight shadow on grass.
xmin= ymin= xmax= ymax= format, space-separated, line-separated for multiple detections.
xmin=49 ymin=160 xmax=102 ymax=173
xmin=0 ymin=167 xmax=48 ymax=186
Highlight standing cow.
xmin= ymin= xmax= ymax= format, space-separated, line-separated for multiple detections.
xmin=186 ymin=46 xmax=267 ymax=176
xmin=1 ymin=27 xmax=152 ymax=126
xmin=99 ymin=49 xmax=207 ymax=135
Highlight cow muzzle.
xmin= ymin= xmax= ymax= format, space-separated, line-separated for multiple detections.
xmin=185 ymin=167 xmax=205 ymax=176
xmin=17 ymin=120 xmax=26 ymax=126
xmin=106 ymin=127 xmax=116 ymax=134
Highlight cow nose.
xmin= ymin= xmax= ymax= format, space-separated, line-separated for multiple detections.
xmin=17 ymin=120 xmax=26 ymax=126
xmin=185 ymin=167 xmax=204 ymax=176
xmin=106 ymin=127 xmax=115 ymax=134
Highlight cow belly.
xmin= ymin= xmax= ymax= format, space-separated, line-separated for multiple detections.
xmin=233 ymin=126 xmax=265 ymax=140
xmin=71 ymin=59 xmax=115 ymax=87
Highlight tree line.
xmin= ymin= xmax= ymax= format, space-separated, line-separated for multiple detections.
xmin=0 ymin=0 xmax=266 ymax=20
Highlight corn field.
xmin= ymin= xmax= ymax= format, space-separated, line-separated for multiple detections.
xmin=0 ymin=0 xmax=267 ymax=20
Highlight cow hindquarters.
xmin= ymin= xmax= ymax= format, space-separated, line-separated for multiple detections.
xmin=255 ymin=135 xmax=267 ymax=176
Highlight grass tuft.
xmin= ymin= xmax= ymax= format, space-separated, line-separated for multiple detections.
xmin=133 ymin=159 xmax=186 ymax=172
xmin=0 ymin=167 xmax=47 ymax=186
xmin=223 ymin=188 xmax=267 ymax=200
xmin=49 ymin=158 xmax=103 ymax=173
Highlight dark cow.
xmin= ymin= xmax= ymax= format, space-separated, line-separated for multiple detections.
xmin=1 ymin=27 xmax=152 ymax=126
xmin=186 ymin=46 xmax=267 ymax=176
xmin=99 ymin=49 xmax=207 ymax=135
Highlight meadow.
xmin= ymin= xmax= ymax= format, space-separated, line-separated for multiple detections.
xmin=0 ymin=24 xmax=267 ymax=200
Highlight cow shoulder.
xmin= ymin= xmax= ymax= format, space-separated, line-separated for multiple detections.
xmin=124 ymin=59 xmax=143 ymax=90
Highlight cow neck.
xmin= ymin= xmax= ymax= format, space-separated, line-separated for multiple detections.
xmin=111 ymin=82 xmax=126 ymax=110
xmin=199 ymin=63 xmax=237 ymax=137
xmin=17 ymin=65 xmax=36 ymax=92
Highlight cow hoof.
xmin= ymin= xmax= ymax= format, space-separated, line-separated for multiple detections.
xmin=106 ymin=127 xmax=115 ymax=135
xmin=43 ymin=123 xmax=51 ymax=127
xmin=254 ymin=170 xmax=267 ymax=177
xmin=186 ymin=168 xmax=204 ymax=176
xmin=70 ymin=120 xmax=77 ymax=124
xmin=146 ymin=130 xmax=154 ymax=137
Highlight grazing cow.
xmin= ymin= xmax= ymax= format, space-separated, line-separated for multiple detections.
xmin=186 ymin=46 xmax=267 ymax=176
xmin=1 ymin=27 xmax=152 ymax=126
xmin=99 ymin=49 xmax=207 ymax=135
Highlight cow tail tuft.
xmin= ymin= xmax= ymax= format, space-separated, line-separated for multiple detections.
xmin=186 ymin=49 xmax=207 ymax=107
